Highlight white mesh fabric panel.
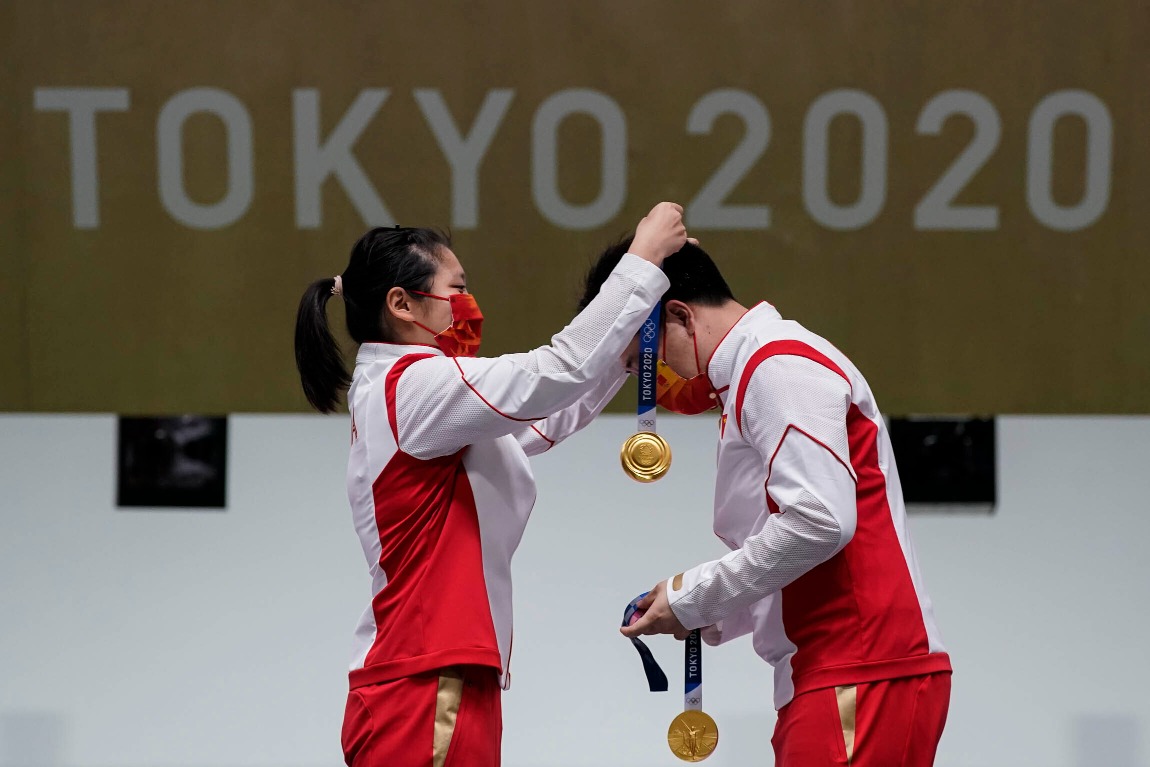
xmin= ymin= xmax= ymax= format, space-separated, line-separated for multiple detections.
xmin=742 ymin=355 xmax=854 ymax=479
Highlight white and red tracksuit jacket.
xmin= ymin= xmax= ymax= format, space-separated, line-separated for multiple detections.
xmin=666 ymin=302 xmax=952 ymax=710
xmin=344 ymin=254 xmax=668 ymax=691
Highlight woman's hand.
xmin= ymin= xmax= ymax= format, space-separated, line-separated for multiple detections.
xmin=630 ymin=202 xmax=699 ymax=266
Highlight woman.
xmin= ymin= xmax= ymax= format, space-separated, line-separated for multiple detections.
xmin=294 ymin=202 xmax=690 ymax=767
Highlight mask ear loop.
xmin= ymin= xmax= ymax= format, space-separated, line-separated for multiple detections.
xmin=690 ymin=319 xmax=721 ymax=404
xmin=407 ymin=290 xmax=450 ymax=339
xmin=664 ymin=304 xmax=703 ymax=376
xmin=692 ymin=331 xmax=704 ymax=378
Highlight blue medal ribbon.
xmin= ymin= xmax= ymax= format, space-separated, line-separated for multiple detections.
xmin=619 ymin=304 xmax=672 ymax=693
xmin=620 ymin=594 xmax=705 ymax=706
xmin=684 ymin=629 xmax=703 ymax=710
xmin=637 ymin=303 xmax=660 ymax=431
xmin=622 ymin=592 xmax=669 ymax=692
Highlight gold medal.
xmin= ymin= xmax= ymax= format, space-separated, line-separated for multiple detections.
xmin=620 ymin=431 xmax=671 ymax=482
xmin=667 ymin=710 xmax=719 ymax=762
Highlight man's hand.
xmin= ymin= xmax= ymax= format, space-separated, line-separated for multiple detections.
xmin=630 ymin=202 xmax=699 ymax=266
xmin=620 ymin=579 xmax=691 ymax=640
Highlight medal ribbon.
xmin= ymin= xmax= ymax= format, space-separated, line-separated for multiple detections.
xmin=684 ymin=629 xmax=703 ymax=712
xmin=637 ymin=303 xmax=660 ymax=432
xmin=619 ymin=306 xmax=669 ymax=693
xmin=622 ymin=592 xmax=669 ymax=692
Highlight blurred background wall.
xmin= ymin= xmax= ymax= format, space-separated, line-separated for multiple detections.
xmin=1 ymin=415 xmax=1148 ymax=767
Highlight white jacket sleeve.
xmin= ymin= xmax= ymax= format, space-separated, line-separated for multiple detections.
xmin=698 ymin=604 xmax=757 ymax=647
xmin=668 ymin=355 xmax=858 ymax=631
xmin=392 ymin=254 xmax=667 ymax=459
xmin=514 ymin=365 xmax=627 ymax=456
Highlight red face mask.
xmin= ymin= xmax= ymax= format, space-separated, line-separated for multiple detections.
xmin=411 ymin=291 xmax=484 ymax=358
xmin=655 ymin=331 xmax=719 ymax=415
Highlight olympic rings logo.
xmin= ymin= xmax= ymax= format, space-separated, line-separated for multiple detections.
xmin=641 ymin=320 xmax=657 ymax=343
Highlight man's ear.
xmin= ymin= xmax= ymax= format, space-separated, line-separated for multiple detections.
xmin=385 ymin=287 xmax=416 ymax=323
xmin=665 ymin=300 xmax=695 ymax=335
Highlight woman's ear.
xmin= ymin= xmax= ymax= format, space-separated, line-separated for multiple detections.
xmin=385 ymin=286 xmax=416 ymax=323
xmin=665 ymin=300 xmax=695 ymax=335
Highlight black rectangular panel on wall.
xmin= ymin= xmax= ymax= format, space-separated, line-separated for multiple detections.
xmin=888 ymin=417 xmax=996 ymax=511
xmin=117 ymin=416 xmax=227 ymax=509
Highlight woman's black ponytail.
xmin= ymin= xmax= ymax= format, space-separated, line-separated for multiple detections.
xmin=294 ymin=226 xmax=450 ymax=413
xmin=295 ymin=277 xmax=350 ymax=413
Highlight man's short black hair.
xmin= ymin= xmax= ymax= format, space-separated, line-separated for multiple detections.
xmin=578 ymin=235 xmax=735 ymax=310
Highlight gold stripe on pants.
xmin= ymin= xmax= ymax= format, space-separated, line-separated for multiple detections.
xmin=433 ymin=669 xmax=464 ymax=767
xmin=836 ymin=685 xmax=857 ymax=763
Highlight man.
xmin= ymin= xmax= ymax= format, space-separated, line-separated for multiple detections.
xmin=582 ymin=239 xmax=951 ymax=766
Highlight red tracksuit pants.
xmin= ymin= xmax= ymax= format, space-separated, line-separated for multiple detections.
xmin=773 ymin=672 xmax=951 ymax=766
xmin=341 ymin=666 xmax=501 ymax=767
